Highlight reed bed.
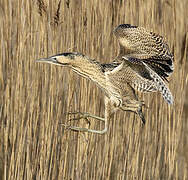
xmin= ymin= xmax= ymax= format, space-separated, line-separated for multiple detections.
xmin=0 ymin=0 xmax=187 ymax=179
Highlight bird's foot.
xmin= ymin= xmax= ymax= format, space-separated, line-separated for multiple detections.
xmin=60 ymin=112 xmax=106 ymax=134
xmin=137 ymin=109 xmax=146 ymax=125
xmin=61 ymin=123 xmax=107 ymax=134
xmin=66 ymin=112 xmax=91 ymax=126
xmin=66 ymin=112 xmax=105 ymax=122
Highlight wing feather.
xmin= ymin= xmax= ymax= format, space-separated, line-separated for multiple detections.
xmin=106 ymin=60 xmax=173 ymax=104
xmin=106 ymin=61 xmax=158 ymax=94
xmin=113 ymin=24 xmax=174 ymax=80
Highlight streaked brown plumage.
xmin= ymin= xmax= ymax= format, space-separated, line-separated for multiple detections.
xmin=113 ymin=24 xmax=174 ymax=104
xmin=36 ymin=24 xmax=174 ymax=134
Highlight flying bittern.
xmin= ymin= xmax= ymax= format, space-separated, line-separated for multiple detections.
xmin=36 ymin=24 xmax=174 ymax=134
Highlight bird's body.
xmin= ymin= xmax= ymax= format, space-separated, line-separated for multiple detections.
xmin=36 ymin=24 xmax=174 ymax=134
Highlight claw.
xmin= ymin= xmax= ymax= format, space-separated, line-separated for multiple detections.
xmin=60 ymin=112 xmax=106 ymax=134
xmin=66 ymin=112 xmax=91 ymax=125
xmin=59 ymin=123 xmax=70 ymax=129
xmin=140 ymin=101 xmax=149 ymax=109
xmin=137 ymin=105 xmax=146 ymax=124
xmin=137 ymin=110 xmax=145 ymax=124
xmin=66 ymin=112 xmax=105 ymax=122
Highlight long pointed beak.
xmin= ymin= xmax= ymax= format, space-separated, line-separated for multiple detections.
xmin=35 ymin=57 xmax=66 ymax=66
xmin=36 ymin=57 xmax=57 ymax=63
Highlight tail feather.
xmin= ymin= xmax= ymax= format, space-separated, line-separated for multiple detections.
xmin=142 ymin=62 xmax=173 ymax=104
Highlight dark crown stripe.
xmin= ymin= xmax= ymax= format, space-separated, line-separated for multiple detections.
xmin=117 ymin=24 xmax=138 ymax=29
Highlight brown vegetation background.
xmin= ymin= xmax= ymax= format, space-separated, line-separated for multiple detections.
xmin=0 ymin=0 xmax=187 ymax=179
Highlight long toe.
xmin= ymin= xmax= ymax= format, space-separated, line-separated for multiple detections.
xmin=67 ymin=125 xmax=107 ymax=134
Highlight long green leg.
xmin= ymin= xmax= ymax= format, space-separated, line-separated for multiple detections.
xmin=61 ymin=97 xmax=111 ymax=134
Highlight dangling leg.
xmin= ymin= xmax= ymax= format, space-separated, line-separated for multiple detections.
xmin=120 ymin=98 xmax=145 ymax=124
xmin=120 ymin=84 xmax=146 ymax=124
xmin=62 ymin=97 xmax=111 ymax=134
xmin=137 ymin=106 xmax=145 ymax=124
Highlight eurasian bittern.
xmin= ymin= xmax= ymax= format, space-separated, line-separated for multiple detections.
xmin=36 ymin=24 xmax=174 ymax=134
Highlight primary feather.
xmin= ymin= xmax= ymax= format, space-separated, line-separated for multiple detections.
xmin=113 ymin=24 xmax=174 ymax=103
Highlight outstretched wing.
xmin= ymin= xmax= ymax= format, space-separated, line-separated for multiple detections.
xmin=105 ymin=61 xmax=158 ymax=93
xmin=113 ymin=24 xmax=174 ymax=81
xmin=105 ymin=60 xmax=173 ymax=104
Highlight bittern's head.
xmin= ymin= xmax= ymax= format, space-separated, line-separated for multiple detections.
xmin=36 ymin=52 xmax=88 ymax=67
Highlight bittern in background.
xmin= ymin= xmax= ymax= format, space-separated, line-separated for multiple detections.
xmin=36 ymin=24 xmax=174 ymax=134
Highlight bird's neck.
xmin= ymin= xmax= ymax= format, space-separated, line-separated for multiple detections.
xmin=71 ymin=58 xmax=107 ymax=91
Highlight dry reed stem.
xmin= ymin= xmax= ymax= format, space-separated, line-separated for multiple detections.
xmin=0 ymin=0 xmax=187 ymax=179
